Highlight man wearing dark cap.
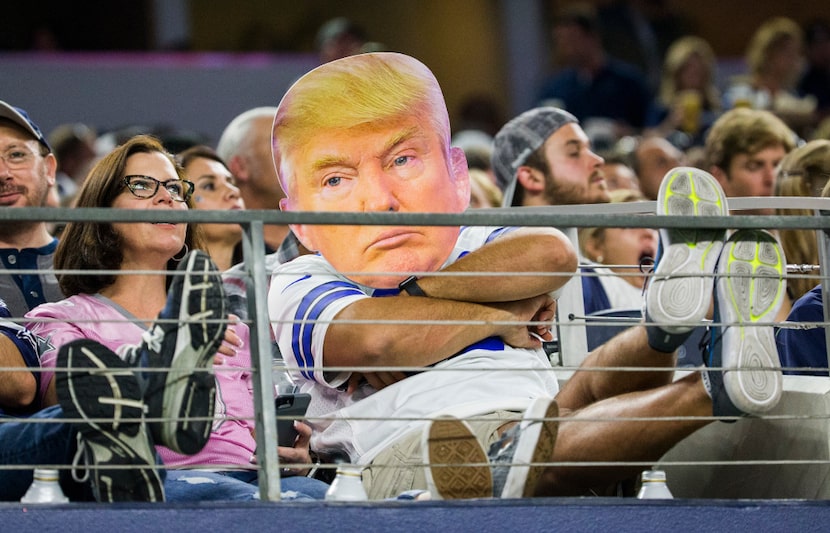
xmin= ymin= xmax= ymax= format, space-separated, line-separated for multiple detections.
xmin=493 ymin=106 xmax=617 ymax=316
xmin=494 ymin=107 xmax=610 ymax=208
xmin=0 ymin=101 xmax=63 ymax=316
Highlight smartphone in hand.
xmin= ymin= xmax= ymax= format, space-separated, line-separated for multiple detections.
xmin=275 ymin=393 xmax=311 ymax=447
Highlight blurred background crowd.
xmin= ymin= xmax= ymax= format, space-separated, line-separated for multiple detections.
xmin=1 ymin=0 xmax=829 ymax=207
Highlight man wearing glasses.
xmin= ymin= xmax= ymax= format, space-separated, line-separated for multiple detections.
xmin=0 ymin=101 xmax=64 ymax=316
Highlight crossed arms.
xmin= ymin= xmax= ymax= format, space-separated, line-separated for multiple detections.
xmin=323 ymin=227 xmax=577 ymax=370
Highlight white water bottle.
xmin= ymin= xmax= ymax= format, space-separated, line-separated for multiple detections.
xmin=636 ymin=469 xmax=674 ymax=499
xmin=20 ymin=469 xmax=70 ymax=503
xmin=325 ymin=465 xmax=369 ymax=501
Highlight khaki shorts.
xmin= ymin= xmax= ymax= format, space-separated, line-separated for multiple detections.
xmin=361 ymin=410 xmax=521 ymax=500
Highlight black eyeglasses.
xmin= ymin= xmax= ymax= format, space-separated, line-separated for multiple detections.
xmin=123 ymin=175 xmax=195 ymax=202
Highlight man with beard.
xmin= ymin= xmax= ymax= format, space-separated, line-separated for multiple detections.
xmin=495 ymin=107 xmax=610 ymax=209
xmin=493 ymin=107 xmax=625 ymax=317
xmin=0 ymin=101 xmax=63 ymax=316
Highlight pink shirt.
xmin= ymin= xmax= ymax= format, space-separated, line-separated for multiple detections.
xmin=26 ymin=293 xmax=258 ymax=470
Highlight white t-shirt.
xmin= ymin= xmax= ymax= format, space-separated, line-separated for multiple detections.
xmin=269 ymin=226 xmax=559 ymax=464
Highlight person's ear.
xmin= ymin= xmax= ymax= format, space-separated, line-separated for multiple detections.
xmin=582 ymin=233 xmax=604 ymax=263
xmin=516 ymin=165 xmax=545 ymax=194
xmin=227 ymin=155 xmax=249 ymax=184
xmin=709 ymin=165 xmax=729 ymax=193
xmin=449 ymin=147 xmax=471 ymax=211
xmin=280 ymin=197 xmax=316 ymax=251
xmin=43 ymin=153 xmax=57 ymax=187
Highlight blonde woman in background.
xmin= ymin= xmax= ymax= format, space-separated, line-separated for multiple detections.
xmin=725 ymin=17 xmax=816 ymax=136
xmin=468 ymin=168 xmax=503 ymax=208
xmin=645 ymin=36 xmax=721 ymax=146
xmin=775 ymin=139 xmax=830 ymax=302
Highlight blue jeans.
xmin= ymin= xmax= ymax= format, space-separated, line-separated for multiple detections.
xmin=1 ymin=405 xmax=329 ymax=502
xmin=165 ymin=470 xmax=329 ymax=501
xmin=0 ymin=405 xmax=86 ymax=501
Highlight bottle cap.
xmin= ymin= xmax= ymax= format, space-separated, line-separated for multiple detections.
xmin=641 ymin=469 xmax=667 ymax=483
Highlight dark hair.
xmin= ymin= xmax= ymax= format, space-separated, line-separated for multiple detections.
xmin=513 ymin=144 xmax=552 ymax=206
xmin=554 ymin=3 xmax=599 ymax=35
xmin=56 ymin=134 xmax=205 ymax=296
xmin=176 ymin=144 xmax=227 ymax=170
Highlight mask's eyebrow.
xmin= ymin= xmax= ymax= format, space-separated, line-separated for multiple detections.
xmin=311 ymin=154 xmax=351 ymax=173
xmin=309 ymin=126 xmax=424 ymax=173
xmin=381 ymin=126 xmax=421 ymax=157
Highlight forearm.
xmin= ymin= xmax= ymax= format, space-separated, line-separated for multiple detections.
xmin=417 ymin=227 xmax=577 ymax=303
xmin=0 ymin=336 xmax=37 ymax=409
xmin=324 ymin=296 xmax=510 ymax=368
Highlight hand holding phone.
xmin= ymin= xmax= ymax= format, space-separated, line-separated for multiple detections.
xmin=275 ymin=393 xmax=311 ymax=447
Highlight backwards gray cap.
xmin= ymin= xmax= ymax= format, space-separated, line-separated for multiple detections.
xmin=0 ymin=100 xmax=51 ymax=152
xmin=493 ymin=107 xmax=577 ymax=207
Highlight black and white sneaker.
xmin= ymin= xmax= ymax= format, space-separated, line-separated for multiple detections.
xmin=56 ymin=339 xmax=163 ymax=502
xmin=704 ymin=229 xmax=786 ymax=418
xmin=140 ymin=250 xmax=227 ymax=455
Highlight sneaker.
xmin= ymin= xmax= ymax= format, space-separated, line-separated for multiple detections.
xmin=423 ymin=397 xmax=559 ymax=500
xmin=423 ymin=416 xmax=493 ymax=499
xmin=140 ymin=250 xmax=227 ymax=455
xmin=704 ymin=229 xmax=786 ymax=418
xmin=56 ymin=339 xmax=164 ymax=502
xmin=645 ymin=167 xmax=729 ymax=353
xmin=489 ymin=396 xmax=558 ymax=498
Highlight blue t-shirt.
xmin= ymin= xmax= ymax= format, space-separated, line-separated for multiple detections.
xmin=776 ymin=285 xmax=827 ymax=376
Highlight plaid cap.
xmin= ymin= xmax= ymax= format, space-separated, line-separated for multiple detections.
xmin=493 ymin=107 xmax=577 ymax=206
xmin=0 ymin=100 xmax=51 ymax=152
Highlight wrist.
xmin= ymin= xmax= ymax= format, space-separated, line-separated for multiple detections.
xmin=398 ymin=275 xmax=427 ymax=297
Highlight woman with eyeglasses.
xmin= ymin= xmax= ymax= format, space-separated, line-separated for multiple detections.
xmin=176 ymin=145 xmax=245 ymax=271
xmin=23 ymin=135 xmax=327 ymax=502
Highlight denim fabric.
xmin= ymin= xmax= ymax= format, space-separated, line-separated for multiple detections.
xmin=165 ymin=469 xmax=329 ymax=501
xmin=0 ymin=405 xmax=86 ymax=501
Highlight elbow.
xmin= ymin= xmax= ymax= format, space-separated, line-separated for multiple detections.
xmin=4 ymin=374 xmax=37 ymax=409
xmin=549 ymin=232 xmax=579 ymax=275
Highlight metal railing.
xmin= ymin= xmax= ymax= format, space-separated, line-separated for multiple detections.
xmin=2 ymin=196 xmax=829 ymax=501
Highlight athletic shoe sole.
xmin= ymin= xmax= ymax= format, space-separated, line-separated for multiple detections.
xmin=424 ymin=417 xmax=493 ymax=499
xmin=56 ymin=339 xmax=164 ymax=502
xmin=710 ymin=229 xmax=785 ymax=415
xmin=143 ymin=250 xmax=227 ymax=455
xmin=500 ymin=397 xmax=558 ymax=498
xmin=647 ymin=167 xmax=728 ymax=334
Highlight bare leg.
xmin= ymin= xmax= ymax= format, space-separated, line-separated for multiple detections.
xmin=557 ymin=326 xmax=678 ymax=411
xmin=538 ymin=372 xmax=711 ymax=496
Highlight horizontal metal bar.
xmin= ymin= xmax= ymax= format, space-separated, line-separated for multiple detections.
xmin=4 ymin=197 xmax=830 ymax=230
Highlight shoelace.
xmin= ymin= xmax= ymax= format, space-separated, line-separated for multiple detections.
xmin=70 ymin=432 xmax=90 ymax=484
xmin=638 ymin=255 xmax=656 ymax=299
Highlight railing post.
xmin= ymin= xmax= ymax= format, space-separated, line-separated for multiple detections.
xmin=241 ymin=219 xmax=281 ymax=501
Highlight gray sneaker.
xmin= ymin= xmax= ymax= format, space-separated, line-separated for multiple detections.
xmin=703 ymin=229 xmax=786 ymax=418
xmin=646 ymin=167 xmax=728 ymax=353
xmin=139 ymin=250 xmax=227 ymax=455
